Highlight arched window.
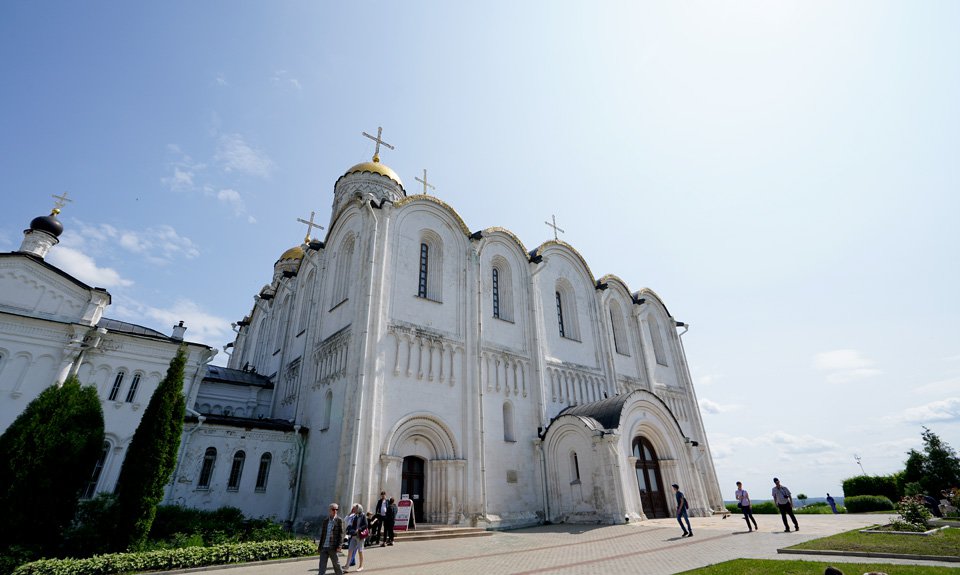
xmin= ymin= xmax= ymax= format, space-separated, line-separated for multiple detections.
xmin=555 ymin=281 xmax=580 ymax=340
xmin=81 ymin=441 xmax=110 ymax=499
xmin=492 ymin=268 xmax=501 ymax=318
xmin=198 ymin=447 xmax=217 ymax=489
xmin=609 ymin=301 xmax=630 ymax=356
xmin=124 ymin=373 xmax=142 ymax=403
xmin=490 ymin=257 xmax=514 ymax=321
xmin=502 ymin=402 xmax=515 ymax=442
xmin=298 ymin=270 xmax=315 ymax=333
xmin=416 ymin=231 xmax=443 ymax=301
xmin=331 ymin=236 xmax=355 ymax=307
xmin=108 ymin=371 xmax=125 ymax=401
xmin=321 ymin=390 xmax=333 ymax=431
xmin=227 ymin=450 xmax=246 ymax=491
xmin=570 ymin=451 xmax=581 ymax=483
xmin=274 ymin=295 xmax=291 ymax=353
xmin=255 ymin=453 xmax=272 ymax=492
xmin=648 ymin=316 xmax=668 ymax=366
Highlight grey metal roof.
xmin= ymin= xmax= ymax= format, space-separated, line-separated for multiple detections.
xmin=558 ymin=393 xmax=632 ymax=430
xmin=185 ymin=413 xmax=305 ymax=433
xmin=98 ymin=317 xmax=169 ymax=338
xmin=203 ymin=364 xmax=273 ymax=388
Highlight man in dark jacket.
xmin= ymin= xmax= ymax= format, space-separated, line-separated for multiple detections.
xmin=382 ymin=497 xmax=398 ymax=546
xmin=318 ymin=503 xmax=344 ymax=575
xmin=371 ymin=491 xmax=388 ymax=544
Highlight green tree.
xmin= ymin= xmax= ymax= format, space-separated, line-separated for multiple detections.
xmin=112 ymin=346 xmax=187 ymax=551
xmin=796 ymin=493 xmax=808 ymax=507
xmin=901 ymin=427 xmax=960 ymax=496
xmin=0 ymin=376 xmax=104 ymax=556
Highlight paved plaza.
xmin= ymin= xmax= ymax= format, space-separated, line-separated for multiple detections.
xmin=195 ymin=514 xmax=956 ymax=575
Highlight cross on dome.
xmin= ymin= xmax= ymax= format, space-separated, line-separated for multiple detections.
xmin=51 ymin=191 xmax=73 ymax=214
xmin=361 ymin=126 xmax=394 ymax=163
xmin=296 ymin=210 xmax=325 ymax=243
xmin=544 ymin=214 xmax=565 ymax=241
xmin=415 ymin=169 xmax=436 ymax=195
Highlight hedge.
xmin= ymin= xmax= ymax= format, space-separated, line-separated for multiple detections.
xmin=842 ymin=474 xmax=900 ymax=501
xmin=843 ymin=495 xmax=894 ymax=513
xmin=724 ymin=501 xmax=780 ymax=514
xmin=12 ymin=539 xmax=315 ymax=575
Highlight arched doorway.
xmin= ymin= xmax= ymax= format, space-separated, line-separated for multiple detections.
xmin=633 ymin=437 xmax=669 ymax=518
xmin=401 ymin=456 xmax=426 ymax=524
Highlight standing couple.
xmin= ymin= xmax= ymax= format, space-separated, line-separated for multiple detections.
xmin=733 ymin=478 xmax=799 ymax=533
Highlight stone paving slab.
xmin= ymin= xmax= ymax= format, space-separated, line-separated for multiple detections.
xmin=179 ymin=514 xmax=958 ymax=575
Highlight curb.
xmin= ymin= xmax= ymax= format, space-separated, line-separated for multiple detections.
xmin=146 ymin=555 xmax=317 ymax=575
xmin=777 ymin=548 xmax=960 ymax=563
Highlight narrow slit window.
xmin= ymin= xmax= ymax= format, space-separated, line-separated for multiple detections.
xmin=227 ymin=450 xmax=245 ymax=491
xmin=81 ymin=442 xmax=110 ymax=499
xmin=418 ymin=243 xmax=429 ymax=298
xmin=492 ymin=268 xmax=501 ymax=318
xmin=124 ymin=373 xmax=142 ymax=403
xmin=556 ymin=292 xmax=565 ymax=338
xmin=108 ymin=371 xmax=125 ymax=401
xmin=198 ymin=447 xmax=217 ymax=489
xmin=255 ymin=453 xmax=272 ymax=492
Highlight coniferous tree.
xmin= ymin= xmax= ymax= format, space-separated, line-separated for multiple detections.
xmin=112 ymin=346 xmax=187 ymax=551
xmin=0 ymin=376 xmax=105 ymax=556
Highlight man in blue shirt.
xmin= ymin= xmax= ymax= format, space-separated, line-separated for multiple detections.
xmin=318 ymin=503 xmax=345 ymax=575
xmin=672 ymin=484 xmax=693 ymax=537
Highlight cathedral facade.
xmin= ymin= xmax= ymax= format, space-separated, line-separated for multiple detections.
xmin=1 ymin=146 xmax=724 ymax=531
xmin=170 ymin=149 xmax=724 ymax=528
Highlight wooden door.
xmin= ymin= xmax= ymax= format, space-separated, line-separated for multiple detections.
xmin=633 ymin=437 xmax=669 ymax=518
xmin=401 ymin=456 xmax=426 ymax=524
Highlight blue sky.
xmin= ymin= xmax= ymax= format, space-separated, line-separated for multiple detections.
xmin=1 ymin=1 xmax=958 ymax=498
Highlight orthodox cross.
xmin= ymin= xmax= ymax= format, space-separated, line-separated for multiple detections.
xmin=415 ymin=168 xmax=436 ymax=195
xmin=361 ymin=126 xmax=394 ymax=162
xmin=544 ymin=214 xmax=565 ymax=241
xmin=52 ymin=191 xmax=73 ymax=212
xmin=296 ymin=210 xmax=325 ymax=243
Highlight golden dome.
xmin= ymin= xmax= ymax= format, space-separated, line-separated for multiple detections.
xmin=278 ymin=245 xmax=305 ymax=261
xmin=344 ymin=160 xmax=403 ymax=187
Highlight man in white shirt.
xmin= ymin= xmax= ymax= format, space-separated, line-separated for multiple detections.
xmin=772 ymin=477 xmax=799 ymax=532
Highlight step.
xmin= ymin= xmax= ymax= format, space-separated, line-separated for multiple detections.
xmin=388 ymin=525 xmax=494 ymax=542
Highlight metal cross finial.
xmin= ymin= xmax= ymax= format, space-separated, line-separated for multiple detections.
xmin=415 ymin=168 xmax=436 ymax=195
xmin=544 ymin=214 xmax=565 ymax=241
xmin=52 ymin=191 xmax=73 ymax=212
xmin=361 ymin=126 xmax=394 ymax=163
xmin=296 ymin=210 xmax=325 ymax=243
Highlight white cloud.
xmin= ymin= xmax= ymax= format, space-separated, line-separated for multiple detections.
xmin=68 ymin=221 xmax=199 ymax=264
xmin=814 ymin=349 xmax=882 ymax=384
xmin=215 ymin=133 xmax=274 ymax=177
xmin=116 ymin=298 xmax=232 ymax=343
xmin=47 ymin=246 xmax=133 ymax=288
xmin=215 ymin=74 xmax=228 ymax=86
xmin=763 ymin=431 xmax=840 ymax=454
xmin=699 ymin=398 xmax=740 ymax=414
xmin=217 ymin=188 xmax=245 ymax=215
xmin=913 ymin=376 xmax=960 ymax=395
xmin=901 ymin=397 xmax=960 ymax=424
xmin=162 ymin=146 xmax=206 ymax=192
xmin=272 ymin=70 xmax=302 ymax=90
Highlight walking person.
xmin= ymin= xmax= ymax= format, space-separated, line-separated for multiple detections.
xmin=672 ymin=484 xmax=693 ymax=537
xmin=371 ymin=491 xmax=388 ymax=544
xmin=383 ymin=497 xmax=397 ymax=546
xmin=317 ymin=503 xmax=344 ymax=575
xmin=734 ymin=481 xmax=759 ymax=532
xmin=826 ymin=493 xmax=838 ymax=514
xmin=344 ymin=503 xmax=368 ymax=573
xmin=772 ymin=477 xmax=799 ymax=532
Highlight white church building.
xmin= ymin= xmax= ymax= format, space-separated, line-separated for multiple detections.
xmin=1 ymin=136 xmax=724 ymax=530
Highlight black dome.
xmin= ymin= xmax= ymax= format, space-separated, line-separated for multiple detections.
xmin=30 ymin=213 xmax=64 ymax=237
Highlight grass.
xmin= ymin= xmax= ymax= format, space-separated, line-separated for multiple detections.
xmin=787 ymin=526 xmax=960 ymax=557
xmin=677 ymin=559 xmax=958 ymax=574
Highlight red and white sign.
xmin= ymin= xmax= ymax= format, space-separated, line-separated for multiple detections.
xmin=394 ymin=498 xmax=413 ymax=532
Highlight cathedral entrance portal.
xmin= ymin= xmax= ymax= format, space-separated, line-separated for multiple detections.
xmin=633 ymin=437 xmax=669 ymax=518
xmin=401 ymin=456 xmax=426 ymax=524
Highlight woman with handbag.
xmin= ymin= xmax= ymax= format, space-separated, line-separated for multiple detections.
xmin=344 ymin=503 xmax=368 ymax=572
xmin=735 ymin=481 xmax=758 ymax=532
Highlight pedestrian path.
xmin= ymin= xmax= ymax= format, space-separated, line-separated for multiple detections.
xmin=188 ymin=514 xmax=957 ymax=575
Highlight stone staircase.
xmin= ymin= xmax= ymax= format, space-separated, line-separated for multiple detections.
xmin=390 ymin=524 xmax=493 ymax=543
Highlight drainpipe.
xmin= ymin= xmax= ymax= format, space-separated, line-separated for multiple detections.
xmin=167 ymin=406 xmax=206 ymax=503
xmin=288 ymin=425 xmax=305 ymax=524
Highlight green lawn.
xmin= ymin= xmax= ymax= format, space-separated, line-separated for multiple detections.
xmin=677 ymin=559 xmax=958 ymax=575
xmin=787 ymin=526 xmax=959 ymax=557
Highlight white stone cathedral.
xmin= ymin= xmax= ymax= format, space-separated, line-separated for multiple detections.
xmin=0 ymin=136 xmax=724 ymax=531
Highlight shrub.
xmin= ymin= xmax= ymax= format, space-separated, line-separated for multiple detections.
xmin=0 ymin=377 xmax=105 ymax=558
xmin=842 ymin=474 xmax=900 ymax=501
xmin=724 ymin=501 xmax=779 ymax=514
xmin=12 ymin=539 xmax=315 ymax=575
xmin=149 ymin=506 xmax=290 ymax=546
xmin=112 ymin=348 xmax=187 ymax=551
xmin=844 ymin=495 xmax=894 ymax=513
xmin=62 ymin=495 xmax=120 ymax=557
xmin=890 ymin=495 xmax=931 ymax=532
xmin=796 ymin=504 xmax=846 ymax=514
